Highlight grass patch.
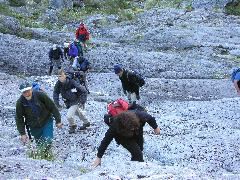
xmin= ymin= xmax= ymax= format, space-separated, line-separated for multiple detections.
xmin=58 ymin=0 xmax=142 ymax=24
xmin=144 ymin=0 xmax=193 ymax=10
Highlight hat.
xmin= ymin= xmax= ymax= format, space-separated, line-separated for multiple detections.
xmin=64 ymin=42 xmax=69 ymax=48
xmin=52 ymin=44 xmax=57 ymax=50
xmin=19 ymin=82 xmax=32 ymax=93
xmin=114 ymin=64 xmax=122 ymax=74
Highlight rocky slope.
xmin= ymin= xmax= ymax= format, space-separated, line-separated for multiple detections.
xmin=0 ymin=1 xmax=240 ymax=179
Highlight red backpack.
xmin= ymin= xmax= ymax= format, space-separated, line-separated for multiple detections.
xmin=107 ymin=98 xmax=129 ymax=117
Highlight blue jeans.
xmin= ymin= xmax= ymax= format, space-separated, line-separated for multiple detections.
xmin=30 ymin=118 xmax=53 ymax=146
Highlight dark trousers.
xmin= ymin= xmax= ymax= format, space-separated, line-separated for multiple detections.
xmin=121 ymin=139 xmax=144 ymax=162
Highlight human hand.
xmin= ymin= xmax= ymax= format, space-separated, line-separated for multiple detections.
xmin=154 ymin=127 xmax=160 ymax=135
xmin=92 ymin=157 xmax=101 ymax=168
xmin=56 ymin=123 xmax=63 ymax=128
xmin=123 ymin=90 xmax=127 ymax=95
xmin=20 ymin=135 xmax=28 ymax=144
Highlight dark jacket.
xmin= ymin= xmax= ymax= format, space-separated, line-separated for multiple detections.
xmin=49 ymin=47 xmax=63 ymax=60
xmin=53 ymin=77 xmax=87 ymax=108
xmin=15 ymin=91 xmax=61 ymax=135
xmin=120 ymin=69 xmax=140 ymax=95
xmin=97 ymin=110 xmax=158 ymax=158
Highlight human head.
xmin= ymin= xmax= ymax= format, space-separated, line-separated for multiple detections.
xmin=114 ymin=111 xmax=140 ymax=137
xmin=64 ymin=42 xmax=69 ymax=48
xmin=58 ymin=69 xmax=67 ymax=83
xmin=19 ymin=81 xmax=33 ymax=100
xmin=52 ymin=44 xmax=57 ymax=50
xmin=114 ymin=64 xmax=123 ymax=76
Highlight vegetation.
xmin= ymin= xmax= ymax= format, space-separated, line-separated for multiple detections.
xmin=225 ymin=1 xmax=240 ymax=16
xmin=8 ymin=0 xmax=26 ymax=7
xmin=144 ymin=0 xmax=190 ymax=9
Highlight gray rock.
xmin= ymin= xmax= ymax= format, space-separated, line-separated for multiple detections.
xmin=49 ymin=0 xmax=73 ymax=9
xmin=192 ymin=0 xmax=232 ymax=9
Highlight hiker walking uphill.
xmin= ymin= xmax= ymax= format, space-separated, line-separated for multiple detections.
xmin=114 ymin=64 xmax=145 ymax=105
xmin=15 ymin=81 xmax=62 ymax=156
xmin=48 ymin=44 xmax=64 ymax=76
xmin=72 ymin=56 xmax=91 ymax=73
xmin=92 ymin=110 xmax=160 ymax=167
xmin=231 ymin=68 xmax=240 ymax=95
xmin=53 ymin=69 xmax=90 ymax=134
xmin=75 ymin=23 xmax=90 ymax=48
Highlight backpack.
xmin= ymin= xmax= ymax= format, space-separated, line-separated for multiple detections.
xmin=107 ymin=98 xmax=129 ymax=117
xmin=127 ymin=70 xmax=145 ymax=87
xmin=231 ymin=68 xmax=240 ymax=82
xmin=68 ymin=43 xmax=78 ymax=58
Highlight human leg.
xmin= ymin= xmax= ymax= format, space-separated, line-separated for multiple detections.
xmin=121 ymin=140 xmax=144 ymax=162
xmin=66 ymin=105 xmax=78 ymax=133
xmin=76 ymin=104 xmax=90 ymax=130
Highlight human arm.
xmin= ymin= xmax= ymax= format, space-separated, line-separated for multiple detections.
xmin=72 ymin=57 xmax=78 ymax=70
xmin=96 ymin=128 xmax=115 ymax=159
xmin=39 ymin=92 xmax=61 ymax=125
xmin=233 ymin=80 xmax=240 ymax=95
xmin=135 ymin=111 xmax=160 ymax=134
xmin=53 ymin=81 xmax=62 ymax=108
xmin=15 ymin=99 xmax=26 ymax=136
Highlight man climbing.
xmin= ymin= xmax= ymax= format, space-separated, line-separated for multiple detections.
xmin=75 ymin=23 xmax=90 ymax=48
xmin=114 ymin=64 xmax=145 ymax=105
xmin=48 ymin=44 xmax=64 ymax=75
xmin=15 ymin=81 xmax=62 ymax=158
xmin=92 ymin=110 xmax=160 ymax=167
xmin=53 ymin=69 xmax=90 ymax=134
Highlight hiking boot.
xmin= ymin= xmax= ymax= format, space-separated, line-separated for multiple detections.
xmin=68 ymin=125 xmax=77 ymax=134
xmin=79 ymin=122 xmax=90 ymax=130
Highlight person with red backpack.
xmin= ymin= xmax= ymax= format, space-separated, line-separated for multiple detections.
xmin=104 ymin=98 xmax=146 ymax=126
xmin=92 ymin=110 xmax=160 ymax=168
xmin=75 ymin=23 xmax=90 ymax=48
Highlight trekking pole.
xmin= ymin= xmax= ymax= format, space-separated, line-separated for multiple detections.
xmin=25 ymin=123 xmax=32 ymax=141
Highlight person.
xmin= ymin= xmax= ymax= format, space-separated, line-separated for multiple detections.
xmin=63 ymin=42 xmax=70 ymax=61
xmin=68 ymin=42 xmax=79 ymax=63
xmin=15 ymin=81 xmax=62 ymax=157
xmin=72 ymin=56 xmax=91 ymax=73
xmin=74 ymin=39 xmax=84 ymax=57
xmin=53 ymin=69 xmax=90 ymax=133
xmin=231 ymin=68 xmax=240 ymax=95
xmin=104 ymin=99 xmax=146 ymax=126
xmin=92 ymin=110 xmax=160 ymax=167
xmin=48 ymin=44 xmax=64 ymax=75
xmin=66 ymin=70 xmax=90 ymax=94
xmin=75 ymin=23 xmax=90 ymax=48
xmin=113 ymin=64 xmax=142 ymax=105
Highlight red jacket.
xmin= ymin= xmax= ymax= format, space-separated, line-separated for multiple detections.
xmin=75 ymin=24 xmax=90 ymax=40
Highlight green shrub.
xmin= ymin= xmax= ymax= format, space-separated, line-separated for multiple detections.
xmin=9 ymin=0 xmax=26 ymax=7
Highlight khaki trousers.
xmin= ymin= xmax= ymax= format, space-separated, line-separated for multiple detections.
xmin=66 ymin=104 xmax=89 ymax=126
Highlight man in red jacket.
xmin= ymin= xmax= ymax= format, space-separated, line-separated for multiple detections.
xmin=75 ymin=23 xmax=90 ymax=48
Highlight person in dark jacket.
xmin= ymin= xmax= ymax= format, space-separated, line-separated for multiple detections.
xmin=48 ymin=44 xmax=64 ymax=75
xmin=72 ymin=56 xmax=91 ymax=73
xmin=15 ymin=81 xmax=62 ymax=153
xmin=113 ymin=64 xmax=142 ymax=105
xmin=53 ymin=69 xmax=90 ymax=133
xmin=92 ymin=110 xmax=160 ymax=167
